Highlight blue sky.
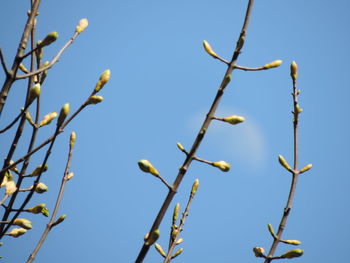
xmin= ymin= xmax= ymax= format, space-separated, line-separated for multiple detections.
xmin=0 ymin=0 xmax=349 ymax=262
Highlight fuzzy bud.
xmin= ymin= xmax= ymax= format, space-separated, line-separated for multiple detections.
xmin=29 ymin=164 xmax=48 ymax=177
xmin=6 ymin=228 xmax=27 ymax=238
xmin=86 ymin=96 xmax=104 ymax=105
xmin=262 ymin=60 xmax=283 ymax=69
xmin=19 ymin=63 xmax=29 ymax=73
xmin=67 ymin=172 xmax=75 ymax=180
xmin=13 ymin=218 xmax=32 ymax=230
xmin=28 ymin=83 xmax=41 ymax=105
xmin=278 ymin=154 xmax=292 ymax=172
xmin=222 ymin=115 xmax=245 ymax=125
xmin=191 ymin=179 xmax=199 ymax=195
xmin=138 ymin=160 xmax=160 ymax=177
xmin=145 ymin=229 xmax=160 ymax=246
xmin=172 ymin=248 xmax=184 ymax=259
xmin=176 ymin=142 xmax=185 ymax=152
xmin=175 ymin=238 xmax=184 ymax=245
xmin=27 ymin=203 xmax=46 ymax=214
xmin=281 ymin=249 xmax=304 ymax=258
xmin=34 ymin=182 xmax=48 ymax=193
xmin=299 ymin=164 xmax=312 ymax=174
xmin=38 ymin=32 xmax=58 ymax=48
xmin=70 ymin=131 xmax=76 ymax=148
xmin=5 ymin=180 xmax=17 ymax=195
xmin=76 ymin=18 xmax=89 ymax=33
xmin=173 ymin=203 xmax=180 ymax=223
xmin=212 ymin=160 xmax=231 ymax=172
xmin=94 ymin=69 xmax=111 ymax=93
xmin=155 ymin=243 xmax=166 ymax=258
xmin=253 ymin=246 xmax=265 ymax=257
xmin=281 ymin=239 xmax=302 ymax=245
xmin=25 ymin=111 xmax=35 ymax=126
xmin=203 ymin=40 xmax=219 ymax=59
xmin=39 ymin=112 xmax=57 ymax=127
xmin=51 ymin=214 xmax=66 ymax=227
xmin=57 ymin=103 xmax=70 ymax=127
xmin=267 ymin=223 xmax=275 ymax=237
xmin=290 ymin=61 xmax=298 ymax=80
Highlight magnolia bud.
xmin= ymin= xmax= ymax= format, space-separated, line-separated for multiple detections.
xmin=175 ymin=238 xmax=184 ymax=245
xmin=176 ymin=142 xmax=185 ymax=152
xmin=172 ymin=248 xmax=184 ymax=259
xmin=19 ymin=63 xmax=29 ymax=73
xmin=27 ymin=203 xmax=46 ymax=214
xmin=191 ymin=179 xmax=199 ymax=195
xmin=267 ymin=223 xmax=275 ymax=236
xmin=51 ymin=214 xmax=66 ymax=227
xmin=278 ymin=154 xmax=292 ymax=172
xmin=5 ymin=180 xmax=17 ymax=195
xmin=145 ymin=229 xmax=160 ymax=246
xmin=299 ymin=164 xmax=312 ymax=174
xmin=39 ymin=112 xmax=58 ymax=127
xmin=222 ymin=115 xmax=245 ymax=125
xmin=38 ymin=32 xmax=58 ymax=48
xmin=13 ymin=218 xmax=32 ymax=230
xmin=57 ymin=103 xmax=70 ymax=127
xmin=262 ymin=60 xmax=283 ymax=69
xmin=28 ymin=83 xmax=41 ymax=105
xmin=155 ymin=243 xmax=166 ymax=258
xmin=86 ymin=95 xmax=104 ymax=105
xmin=212 ymin=161 xmax=231 ymax=172
xmin=29 ymin=164 xmax=48 ymax=177
xmin=253 ymin=246 xmax=265 ymax=257
xmin=203 ymin=40 xmax=219 ymax=59
xmin=34 ymin=182 xmax=48 ymax=193
xmin=94 ymin=69 xmax=111 ymax=92
xmin=138 ymin=160 xmax=160 ymax=176
xmin=290 ymin=61 xmax=298 ymax=80
xmin=76 ymin=18 xmax=89 ymax=33
xmin=173 ymin=203 xmax=180 ymax=223
xmin=70 ymin=131 xmax=76 ymax=148
xmin=282 ymin=239 xmax=301 ymax=245
xmin=6 ymin=228 xmax=27 ymax=238
xmin=281 ymin=249 xmax=304 ymax=258
xmin=25 ymin=111 xmax=35 ymax=126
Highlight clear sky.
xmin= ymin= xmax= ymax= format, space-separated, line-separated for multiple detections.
xmin=0 ymin=0 xmax=349 ymax=262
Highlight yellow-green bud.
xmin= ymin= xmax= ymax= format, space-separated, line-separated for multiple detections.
xmin=70 ymin=131 xmax=76 ymax=148
xmin=34 ymin=182 xmax=48 ymax=193
xmin=171 ymin=228 xmax=179 ymax=240
xmin=176 ymin=142 xmax=185 ymax=152
xmin=28 ymin=83 xmax=41 ymax=105
xmin=94 ymin=69 xmax=111 ymax=92
xmin=57 ymin=103 xmax=70 ymax=127
xmin=281 ymin=249 xmax=304 ymax=258
xmin=145 ymin=229 xmax=160 ymax=246
xmin=154 ymin=243 xmax=166 ymax=258
xmin=203 ymin=40 xmax=219 ymax=59
xmin=6 ymin=228 xmax=27 ymax=238
xmin=212 ymin=160 xmax=231 ymax=172
xmin=5 ymin=180 xmax=17 ymax=195
xmin=86 ymin=95 xmax=104 ymax=105
xmin=25 ymin=111 xmax=34 ymax=126
xmin=299 ymin=164 xmax=312 ymax=174
xmin=41 ymin=207 xmax=50 ymax=217
xmin=295 ymin=104 xmax=303 ymax=113
xmin=138 ymin=160 xmax=160 ymax=177
xmin=191 ymin=179 xmax=199 ymax=195
xmin=39 ymin=112 xmax=57 ymax=127
xmin=13 ymin=218 xmax=32 ymax=230
xmin=278 ymin=154 xmax=292 ymax=172
xmin=173 ymin=203 xmax=180 ymax=223
xmin=27 ymin=203 xmax=46 ymax=214
xmin=175 ymin=238 xmax=184 ymax=245
xmin=290 ymin=61 xmax=298 ymax=80
xmin=76 ymin=18 xmax=89 ymax=33
xmin=38 ymin=32 xmax=58 ymax=48
xmin=262 ymin=60 xmax=283 ymax=69
xmin=222 ymin=115 xmax=245 ymax=125
xmin=172 ymin=248 xmax=184 ymax=259
xmin=29 ymin=164 xmax=48 ymax=177
xmin=19 ymin=63 xmax=29 ymax=73
xmin=267 ymin=223 xmax=275 ymax=237
xmin=281 ymin=239 xmax=302 ymax=245
xmin=51 ymin=214 xmax=66 ymax=227
xmin=253 ymin=246 xmax=265 ymax=257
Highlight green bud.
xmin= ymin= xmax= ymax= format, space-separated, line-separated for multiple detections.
xmin=262 ymin=60 xmax=283 ymax=69
xmin=5 ymin=228 xmax=27 ymax=238
xmin=154 ymin=243 xmax=166 ymax=258
xmin=38 ymin=32 xmax=58 ymax=48
xmin=172 ymin=248 xmax=184 ymax=259
xmin=86 ymin=95 xmax=104 ymax=105
xmin=51 ymin=214 xmax=66 ymax=227
xmin=281 ymin=249 xmax=304 ymax=258
xmin=278 ymin=154 xmax=292 ymax=172
xmin=191 ymin=179 xmax=199 ymax=195
xmin=138 ymin=160 xmax=160 ymax=177
xmin=70 ymin=131 xmax=76 ymax=148
xmin=176 ymin=142 xmax=185 ymax=152
xmin=57 ymin=103 xmax=70 ymax=127
xmin=34 ymin=182 xmax=48 ymax=193
xmin=13 ymin=218 xmax=32 ymax=230
xmin=299 ymin=164 xmax=312 ymax=174
xmin=203 ymin=40 xmax=219 ymax=59
xmin=222 ymin=115 xmax=245 ymax=125
xmin=290 ymin=61 xmax=298 ymax=80
xmin=94 ymin=69 xmax=111 ymax=92
xmin=39 ymin=112 xmax=58 ymax=127
xmin=267 ymin=223 xmax=275 ymax=237
xmin=173 ymin=203 xmax=180 ymax=223
xmin=281 ymin=239 xmax=302 ymax=245
xmin=28 ymin=83 xmax=41 ymax=105
xmin=29 ymin=164 xmax=48 ymax=177
xmin=212 ymin=160 xmax=231 ymax=172
xmin=145 ymin=229 xmax=160 ymax=246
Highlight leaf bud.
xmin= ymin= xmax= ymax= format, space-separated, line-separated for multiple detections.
xmin=278 ymin=154 xmax=292 ymax=172
xmin=212 ymin=160 xmax=231 ymax=172
xmin=94 ymin=69 xmax=111 ymax=92
xmin=299 ymin=164 xmax=312 ymax=174
xmin=171 ymin=228 xmax=179 ymax=240
xmin=19 ymin=63 xmax=29 ymax=73
xmin=154 ymin=243 xmax=166 ymax=258
xmin=13 ymin=218 xmax=32 ymax=230
xmin=172 ymin=203 xmax=180 ymax=223
xmin=51 ymin=214 xmax=67 ymax=227
xmin=191 ymin=179 xmax=199 ymax=195
xmin=39 ymin=112 xmax=58 ymax=127
xmin=290 ymin=61 xmax=298 ymax=80
xmin=281 ymin=239 xmax=302 ymax=245
xmin=145 ymin=229 xmax=160 ymax=246
xmin=175 ymin=238 xmax=184 ymax=245
xmin=222 ymin=115 xmax=245 ymax=125
xmin=86 ymin=95 xmax=104 ymax=105
xmin=176 ymin=142 xmax=185 ymax=152
xmin=253 ymin=246 xmax=265 ymax=257
xmin=29 ymin=164 xmax=48 ymax=177
xmin=76 ymin=18 xmax=89 ymax=33
xmin=38 ymin=32 xmax=58 ymax=48
xmin=25 ymin=111 xmax=35 ymax=126
xmin=27 ymin=203 xmax=46 ymax=214
xmin=138 ymin=160 xmax=160 ymax=177
xmin=57 ymin=103 xmax=70 ymax=127
xmin=5 ymin=180 xmax=17 ymax=195
xmin=203 ymin=40 xmax=219 ymax=59
xmin=34 ymin=182 xmax=48 ymax=193
xmin=70 ymin=131 xmax=76 ymax=148
xmin=172 ymin=248 xmax=184 ymax=259
xmin=262 ymin=60 xmax=283 ymax=69
xmin=5 ymin=228 xmax=27 ymax=238
xmin=281 ymin=249 xmax=304 ymax=258
xmin=28 ymin=83 xmax=41 ymax=105
xmin=267 ymin=223 xmax=275 ymax=237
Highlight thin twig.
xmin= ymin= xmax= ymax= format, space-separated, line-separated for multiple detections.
xmin=134 ymin=1 xmax=255 ymax=262
xmin=0 ymin=49 xmax=9 ymax=75
xmin=263 ymin=72 xmax=301 ymax=262
xmin=26 ymin=134 xmax=74 ymax=263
